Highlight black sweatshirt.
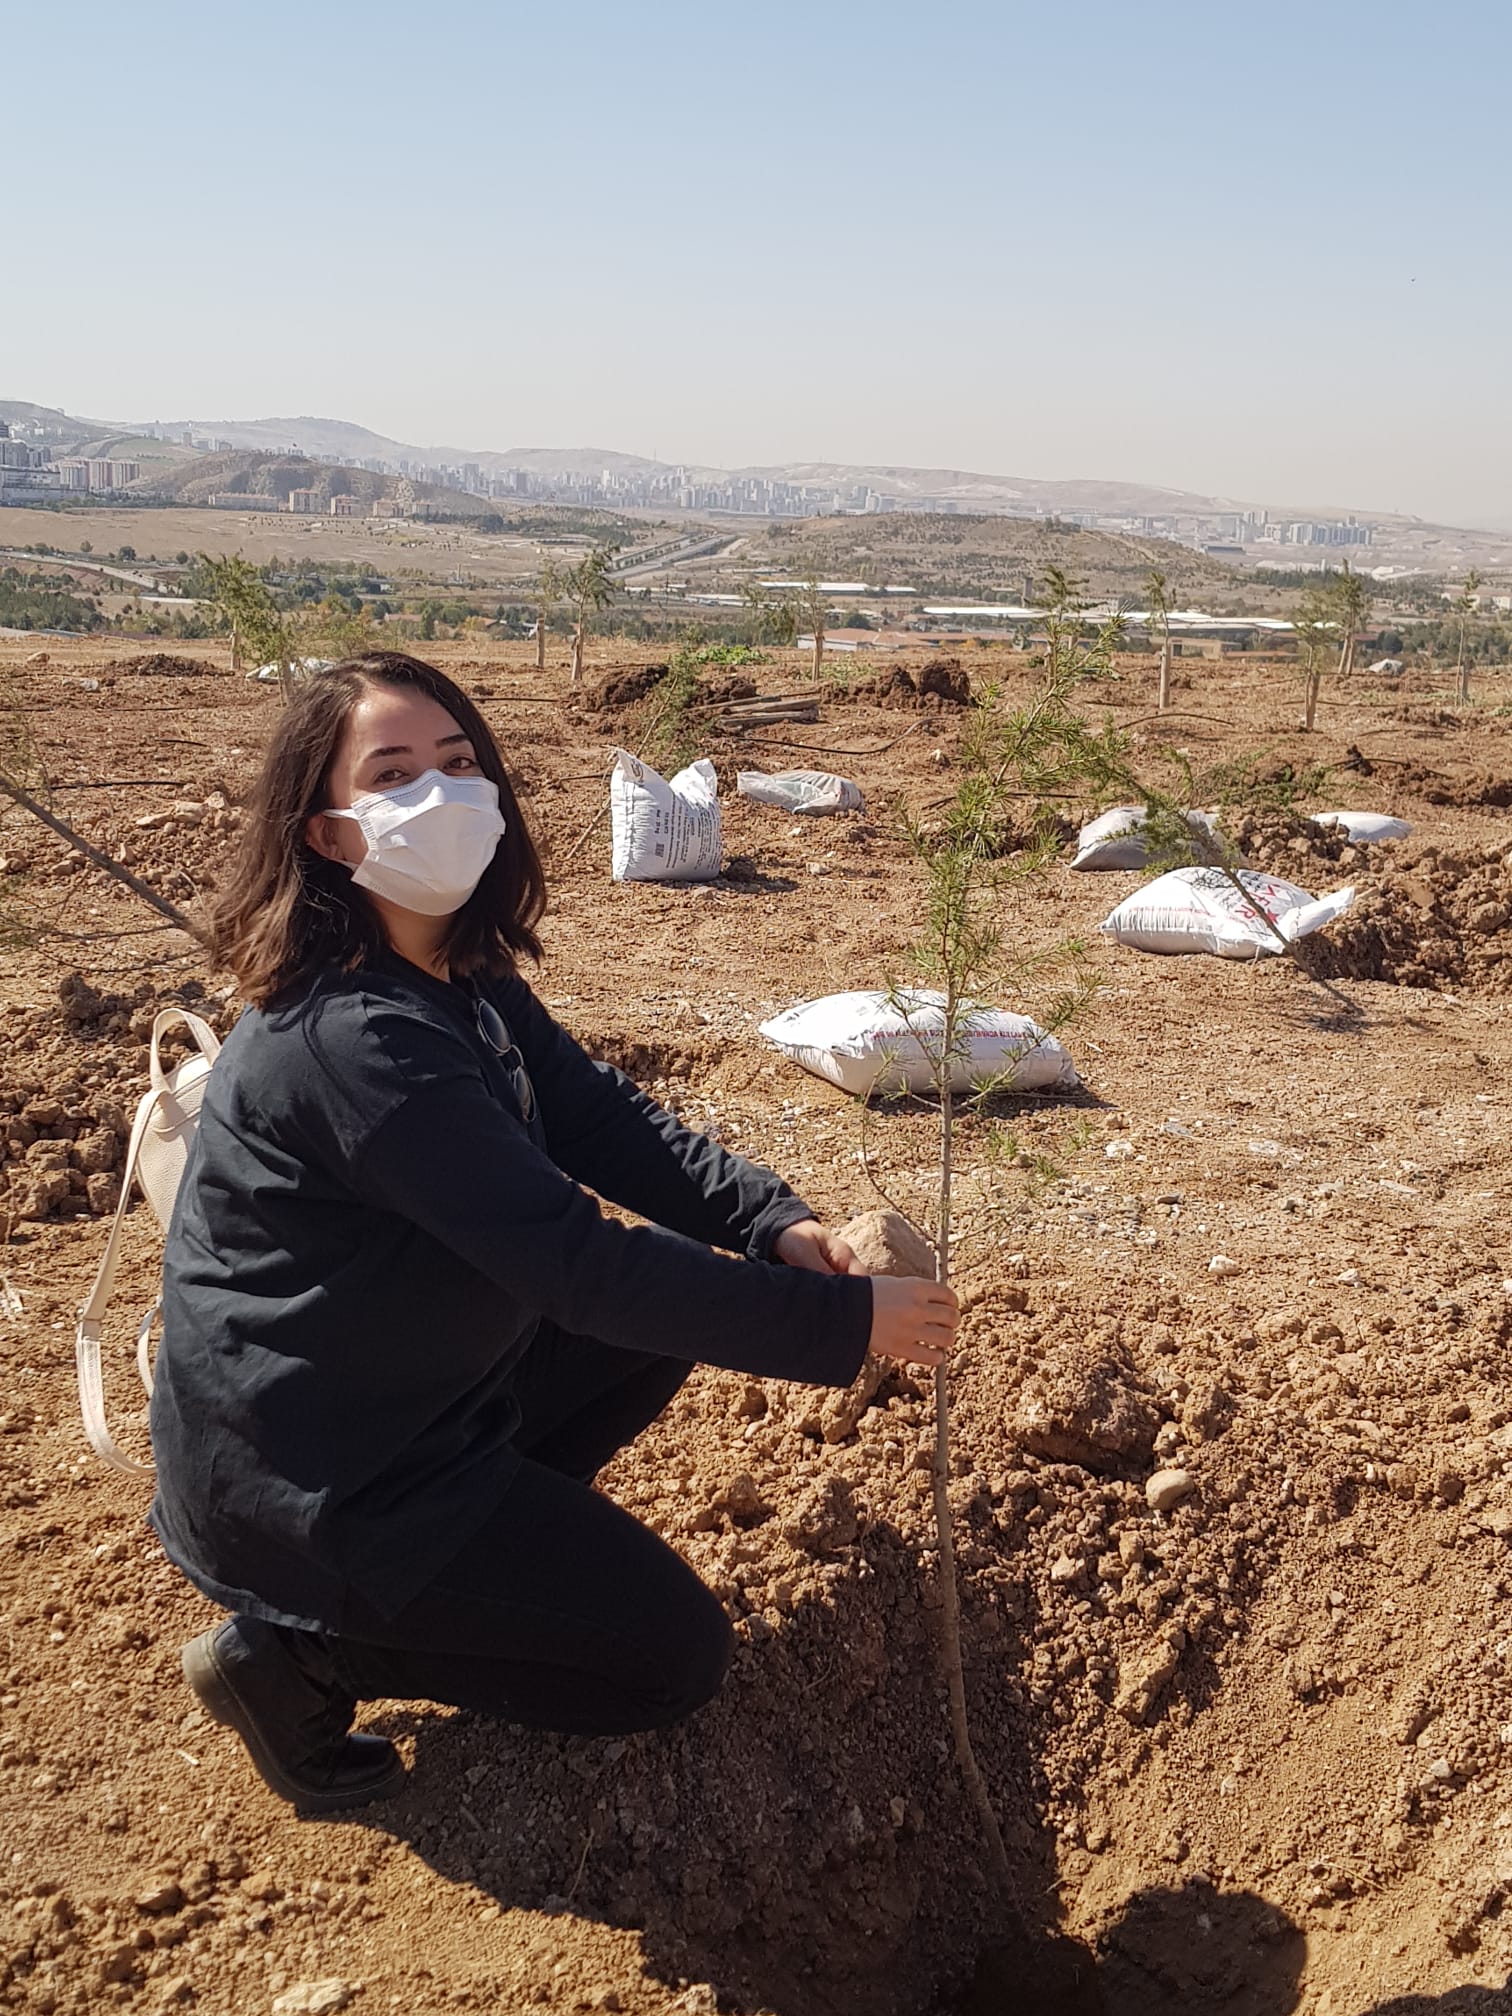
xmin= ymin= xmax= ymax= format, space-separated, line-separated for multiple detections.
xmin=148 ymin=955 xmax=871 ymax=1632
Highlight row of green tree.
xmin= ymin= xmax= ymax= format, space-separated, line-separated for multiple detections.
xmin=0 ymin=568 xmax=105 ymax=633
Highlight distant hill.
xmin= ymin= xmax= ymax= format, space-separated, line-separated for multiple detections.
xmin=742 ymin=509 xmax=1248 ymax=606
xmin=137 ymin=415 xmax=425 ymax=466
xmin=728 ymin=461 xmax=1244 ymax=520
xmin=71 ymin=431 xmax=200 ymax=469
xmin=11 ymin=397 xmax=1508 ymax=546
xmin=0 ymin=399 xmax=109 ymax=448
xmin=138 ymin=417 xmax=1400 ymax=526
xmin=128 ymin=450 xmax=494 ymax=518
xmin=156 ymin=430 xmax=1247 ymax=519
xmin=140 ymin=417 xmax=664 ymax=483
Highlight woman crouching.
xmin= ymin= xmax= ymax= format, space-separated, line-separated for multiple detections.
xmin=151 ymin=651 xmax=956 ymax=1809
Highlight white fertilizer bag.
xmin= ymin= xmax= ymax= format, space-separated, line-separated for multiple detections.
xmin=1070 ymin=804 xmax=1218 ymax=871
xmin=1099 ymin=867 xmax=1355 ymax=960
xmin=610 ymin=751 xmax=723 ymax=882
xmin=758 ymin=990 xmax=1080 ymax=1098
xmin=249 ymin=655 xmax=335 ymax=685
xmin=1312 ymin=810 xmax=1413 ymax=844
xmin=737 ymin=769 xmax=865 ymax=816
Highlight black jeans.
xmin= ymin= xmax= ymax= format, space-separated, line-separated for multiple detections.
xmin=295 ymin=1328 xmax=733 ymax=1736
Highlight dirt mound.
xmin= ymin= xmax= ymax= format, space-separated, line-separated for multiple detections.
xmin=917 ymin=657 xmax=973 ymax=706
xmin=1303 ymin=842 xmax=1512 ymax=991
xmin=0 ymin=976 xmax=237 ymax=1227
xmin=854 ymin=657 xmax=973 ymax=710
xmin=106 ymin=653 xmax=217 ymax=679
xmin=1394 ymin=704 xmax=1472 ymax=730
xmin=580 ymin=1028 xmax=720 ymax=1087
xmin=585 ymin=664 xmax=668 ymax=711
xmin=1224 ymin=808 xmax=1349 ymax=878
xmin=1360 ymin=757 xmax=1512 ymax=808
xmin=1013 ymin=1339 xmax=1159 ymax=1473
xmin=2 ymin=792 xmax=241 ymax=912
xmin=584 ymin=665 xmax=759 ymax=718
xmin=697 ymin=672 xmax=759 ymax=706
xmin=1422 ymin=771 xmax=1512 ymax=809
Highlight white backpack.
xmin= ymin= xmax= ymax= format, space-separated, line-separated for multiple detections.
xmin=75 ymin=1009 xmax=222 ymax=1476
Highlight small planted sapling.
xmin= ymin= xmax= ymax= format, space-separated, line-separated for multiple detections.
xmin=534 ymin=559 xmax=563 ymax=671
xmin=1454 ymin=571 xmax=1482 ymax=704
xmin=1292 ymin=580 xmax=1339 ymax=733
xmin=881 ymin=577 xmax=1124 ymax=1903
xmin=564 ymin=545 xmax=618 ymax=687
xmin=202 ymin=555 xmax=297 ymax=699
xmin=1145 ymin=567 xmax=1174 ymax=714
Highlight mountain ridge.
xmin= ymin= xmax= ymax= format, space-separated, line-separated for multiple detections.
xmin=0 ymin=398 xmax=1477 ymax=533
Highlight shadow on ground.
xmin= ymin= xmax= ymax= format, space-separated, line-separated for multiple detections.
xmin=339 ymin=1515 xmax=1093 ymax=2016
xmin=326 ymin=1517 xmax=1508 ymax=2016
xmin=716 ymin=856 xmax=800 ymax=894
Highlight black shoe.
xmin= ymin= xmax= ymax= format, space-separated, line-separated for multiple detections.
xmin=183 ymin=1617 xmax=407 ymax=1813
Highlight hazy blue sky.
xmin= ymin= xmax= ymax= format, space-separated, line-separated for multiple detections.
xmin=9 ymin=1 xmax=1510 ymax=524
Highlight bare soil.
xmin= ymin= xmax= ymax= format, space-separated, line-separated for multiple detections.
xmin=1 ymin=638 xmax=1511 ymax=2016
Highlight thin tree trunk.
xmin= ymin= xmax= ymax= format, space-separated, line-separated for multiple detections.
xmin=0 ymin=773 xmax=209 ymax=945
xmin=1157 ymin=636 xmax=1172 ymax=712
xmin=1457 ymin=630 xmax=1471 ymax=703
xmin=812 ymin=620 xmax=825 ymax=681
xmin=570 ymin=622 xmax=584 ymax=688
xmin=536 ymin=618 xmax=547 ymax=671
xmin=1304 ymin=657 xmax=1320 ymax=732
xmin=931 ymin=1040 xmax=1014 ymax=1908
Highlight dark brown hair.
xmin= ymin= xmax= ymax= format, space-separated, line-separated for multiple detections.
xmin=212 ymin=651 xmax=545 ymax=1005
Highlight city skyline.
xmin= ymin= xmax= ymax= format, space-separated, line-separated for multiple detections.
xmin=0 ymin=402 xmax=1406 ymax=557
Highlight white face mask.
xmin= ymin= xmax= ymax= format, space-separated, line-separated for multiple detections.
xmin=328 ymin=769 xmax=506 ymax=917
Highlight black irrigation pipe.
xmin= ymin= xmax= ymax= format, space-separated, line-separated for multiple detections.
xmin=53 ymin=777 xmax=187 ymax=791
xmin=0 ymin=772 xmax=209 ymax=947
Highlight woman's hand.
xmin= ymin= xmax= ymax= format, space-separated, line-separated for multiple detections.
xmin=866 ymin=1274 xmax=958 ymax=1368
xmin=773 ymin=1218 xmax=957 ymax=1366
xmin=773 ymin=1219 xmax=857 ymax=1275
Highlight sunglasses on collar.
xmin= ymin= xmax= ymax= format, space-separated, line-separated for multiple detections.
xmin=470 ymin=990 xmax=537 ymax=1124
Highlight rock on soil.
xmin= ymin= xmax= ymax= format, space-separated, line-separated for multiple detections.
xmin=840 ymin=1207 xmax=937 ymax=1280
xmin=1114 ymin=1624 xmax=1188 ymax=1725
xmin=0 ymin=975 xmax=236 ymax=1223
xmin=1144 ymin=1468 xmax=1195 ymax=1513
xmin=270 ymin=1984 xmax=354 ymax=2016
xmin=782 ymin=1473 xmax=860 ymax=1553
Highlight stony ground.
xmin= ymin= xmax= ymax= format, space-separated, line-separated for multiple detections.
xmin=1 ymin=636 xmax=1510 ymax=2016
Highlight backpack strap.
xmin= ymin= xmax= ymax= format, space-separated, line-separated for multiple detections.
xmin=75 ymin=1083 xmax=170 ymax=1476
xmin=149 ymin=1008 xmax=221 ymax=1088
xmin=137 ymin=1299 xmax=162 ymax=1398
xmin=74 ymin=1006 xmax=223 ymax=1478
